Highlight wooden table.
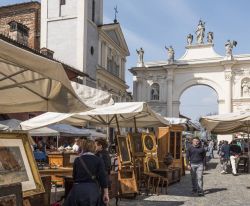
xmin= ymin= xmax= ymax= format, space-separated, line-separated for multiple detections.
xmin=153 ymin=167 xmax=181 ymax=185
xmin=39 ymin=167 xmax=73 ymax=185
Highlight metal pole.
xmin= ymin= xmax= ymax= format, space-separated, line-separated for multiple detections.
xmin=134 ymin=117 xmax=137 ymax=133
xmin=56 ymin=135 xmax=59 ymax=148
xmin=115 ymin=114 xmax=120 ymax=135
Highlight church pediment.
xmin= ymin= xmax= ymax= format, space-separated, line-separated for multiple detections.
xmin=106 ymin=30 xmax=120 ymax=46
xmin=99 ymin=23 xmax=130 ymax=56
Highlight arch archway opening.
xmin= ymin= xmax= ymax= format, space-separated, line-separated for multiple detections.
xmin=179 ymin=85 xmax=218 ymax=122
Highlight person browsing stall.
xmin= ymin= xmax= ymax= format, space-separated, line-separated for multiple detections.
xmin=229 ymin=140 xmax=242 ymax=176
xmin=186 ymin=137 xmax=206 ymax=196
xmin=95 ymin=138 xmax=111 ymax=206
xmin=64 ymin=139 xmax=109 ymax=206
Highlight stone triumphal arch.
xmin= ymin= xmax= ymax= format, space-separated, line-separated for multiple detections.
xmin=130 ymin=21 xmax=250 ymax=118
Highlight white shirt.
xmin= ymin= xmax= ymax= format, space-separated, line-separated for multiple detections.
xmin=72 ymin=144 xmax=79 ymax=152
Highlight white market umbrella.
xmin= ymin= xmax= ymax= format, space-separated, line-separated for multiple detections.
xmin=48 ymin=124 xmax=90 ymax=137
xmin=0 ymin=38 xmax=89 ymax=113
xmin=21 ymin=102 xmax=170 ymax=131
xmin=200 ymin=111 xmax=250 ymax=134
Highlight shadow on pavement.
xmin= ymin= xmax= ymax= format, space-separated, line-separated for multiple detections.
xmin=204 ymin=188 xmax=227 ymax=194
xmin=119 ymin=200 xmax=185 ymax=206
xmin=205 ymin=162 xmax=218 ymax=170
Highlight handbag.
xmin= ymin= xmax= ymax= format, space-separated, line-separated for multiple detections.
xmin=78 ymin=157 xmax=99 ymax=186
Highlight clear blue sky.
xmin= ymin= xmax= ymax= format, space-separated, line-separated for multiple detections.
xmin=2 ymin=0 xmax=250 ymax=120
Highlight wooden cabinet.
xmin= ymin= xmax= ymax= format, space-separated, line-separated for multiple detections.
xmin=158 ymin=126 xmax=183 ymax=172
xmin=47 ymin=153 xmax=63 ymax=167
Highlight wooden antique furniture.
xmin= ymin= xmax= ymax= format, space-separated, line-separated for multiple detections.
xmin=28 ymin=175 xmax=51 ymax=206
xmin=153 ymin=167 xmax=181 ymax=185
xmin=0 ymin=183 xmax=23 ymax=206
xmin=158 ymin=126 xmax=184 ymax=173
xmin=117 ymin=135 xmax=138 ymax=196
xmin=39 ymin=167 xmax=73 ymax=186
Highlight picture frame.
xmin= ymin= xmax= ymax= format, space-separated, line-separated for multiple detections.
xmin=128 ymin=133 xmax=144 ymax=157
xmin=0 ymin=132 xmax=44 ymax=197
xmin=144 ymin=156 xmax=159 ymax=172
xmin=116 ymin=135 xmax=131 ymax=164
xmin=0 ymin=182 xmax=23 ymax=206
xmin=142 ymin=132 xmax=157 ymax=153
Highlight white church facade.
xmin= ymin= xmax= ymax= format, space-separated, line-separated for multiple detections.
xmin=130 ymin=21 xmax=250 ymax=118
xmin=40 ymin=0 xmax=131 ymax=102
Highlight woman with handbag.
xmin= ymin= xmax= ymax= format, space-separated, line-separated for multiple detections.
xmin=64 ymin=139 xmax=109 ymax=206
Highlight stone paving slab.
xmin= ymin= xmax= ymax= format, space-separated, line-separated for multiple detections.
xmin=113 ymin=157 xmax=250 ymax=206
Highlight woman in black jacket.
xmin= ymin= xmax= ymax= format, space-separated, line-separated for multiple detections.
xmin=64 ymin=139 xmax=109 ymax=206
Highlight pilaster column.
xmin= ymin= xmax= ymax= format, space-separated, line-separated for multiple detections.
xmin=222 ymin=61 xmax=235 ymax=113
xmin=165 ymin=67 xmax=175 ymax=117
xmin=224 ymin=69 xmax=232 ymax=113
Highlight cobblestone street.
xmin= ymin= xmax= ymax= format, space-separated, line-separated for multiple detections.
xmin=114 ymin=157 xmax=250 ymax=206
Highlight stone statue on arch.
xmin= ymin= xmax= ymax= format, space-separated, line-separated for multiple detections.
xmin=136 ymin=47 xmax=144 ymax=63
xmin=187 ymin=33 xmax=193 ymax=45
xmin=225 ymin=40 xmax=237 ymax=59
xmin=165 ymin=45 xmax=175 ymax=64
xmin=196 ymin=20 xmax=205 ymax=44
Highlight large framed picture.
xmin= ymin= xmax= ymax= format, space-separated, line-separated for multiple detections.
xmin=0 ymin=132 xmax=44 ymax=197
xmin=117 ymin=135 xmax=131 ymax=164
xmin=128 ymin=133 xmax=144 ymax=157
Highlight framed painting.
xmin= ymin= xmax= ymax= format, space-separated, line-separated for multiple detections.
xmin=128 ymin=133 xmax=144 ymax=157
xmin=0 ymin=132 xmax=44 ymax=197
xmin=117 ymin=135 xmax=131 ymax=164
xmin=142 ymin=132 xmax=157 ymax=153
xmin=0 ymin=183 xmax=22 ymax=206
xmin=144 ymin=156 xmax=159 ymax=172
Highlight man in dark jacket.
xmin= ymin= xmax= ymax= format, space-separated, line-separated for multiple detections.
xmin=186 ymin=137 xmax=206 ymax=196
xmin=95 ymin=138 xmax=111 ymax=206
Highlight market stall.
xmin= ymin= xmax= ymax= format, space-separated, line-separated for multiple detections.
xmin=200 ymin=111 xmax=250 ymax=172
xmin=21 ymin=102 xmax=172 ymax=196
xmin=0 ymin=36 xmax=113 ymax=205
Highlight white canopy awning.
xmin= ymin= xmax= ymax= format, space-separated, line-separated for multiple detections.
xmin=164 ymin=117 xmax=187 ymax=125
xmin=200 ymin=111 xmax=250 ymax=134
xmin=0 ymin=119 xmax=59 ymax=136
xmin=71 ymin=82 xmax=114 ymax=108
xmin=48 ymin=124 xmax=90 ymax=137
xmin=21 ymin=102 xmax=170 ymax=130
xmin=0 ymin=38 xmax=90 ymax=113
xmin=0 ymin=123 xmax=9 ymax=130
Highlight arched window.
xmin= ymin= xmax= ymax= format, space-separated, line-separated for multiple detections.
xmin=241 ymin=77 xmax=250 ymax=97
xmin=92 ymin=0 xmax=95 ymax=22
xmin=151 ymin=83 xmax=160 ymax=100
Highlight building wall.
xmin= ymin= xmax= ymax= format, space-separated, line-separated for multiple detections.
xmin=41 ymin=0 xmax=103 ymax=87
xmin=0 ymin=2 xmax=40 ymax=50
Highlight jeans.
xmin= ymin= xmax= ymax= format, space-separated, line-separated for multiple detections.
xmin=230 ymin=155 xmax=240 ymax=174
xmin=190 ymin=163 xmax=204 ymax=192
